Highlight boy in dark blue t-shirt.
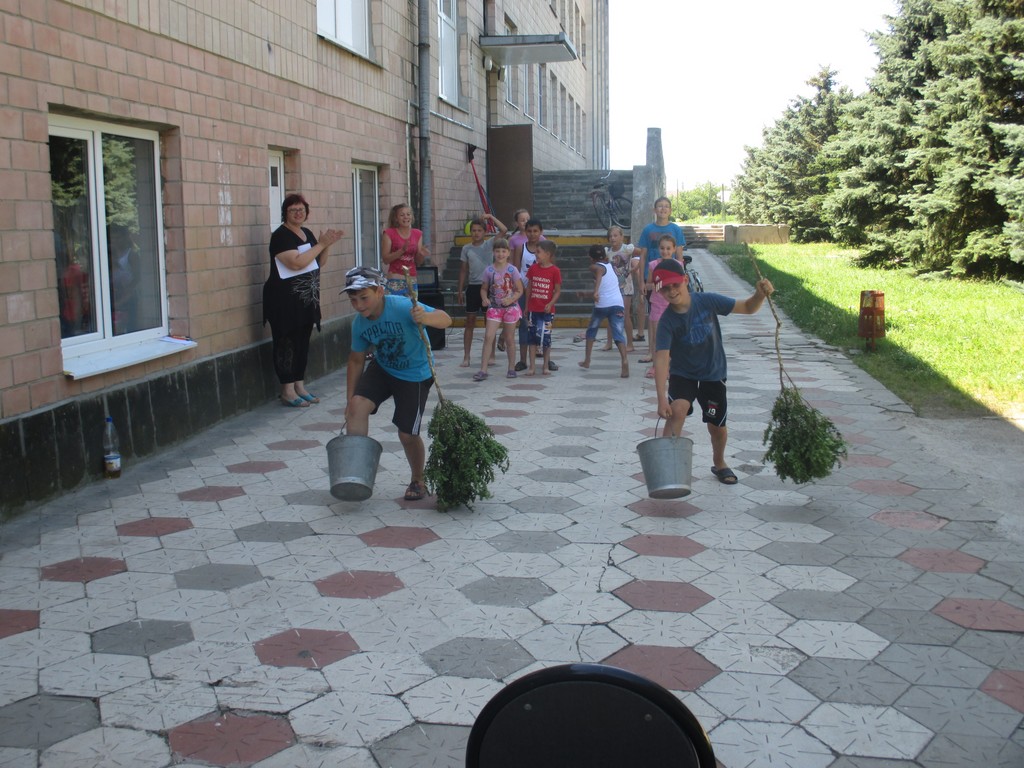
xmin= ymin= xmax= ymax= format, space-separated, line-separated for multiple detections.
xmin=651 ymin=259 xmax=774 ymax=486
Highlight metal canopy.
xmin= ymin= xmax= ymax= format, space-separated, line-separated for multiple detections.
xmin=479 ymin=33 xmax=578 ymax=66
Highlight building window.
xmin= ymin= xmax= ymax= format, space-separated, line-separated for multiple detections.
xmin=523 ymin=63 xmax=533 ymax=118
xmin=439 ymin=0 xmax=459 ymax=103
xmin=537 ymin=65 xmax=546 ymax=127
xmin=268 ymin=151 xmax=285 ymax=231
xmin=504 ymin=17 xmax=519 ymax=107
xmin=550 ymin=72 xmax=558 ymax=135
xmin=352 ymin=166 xmax=380 ymax=270
xmin=560 ymin=84 xmax=568 ymax=141
xmin=50 ymin=116 xmax=166 ymax=349
xmin=317 ymin=0 xmax=370 ymax=57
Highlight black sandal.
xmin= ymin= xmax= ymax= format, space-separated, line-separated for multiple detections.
xmin=404 ymin=481 xmax=426 ymax=501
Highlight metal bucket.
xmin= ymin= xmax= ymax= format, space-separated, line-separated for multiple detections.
xmin=637 ymin=436 xmax=693 ymax=499
xmin=327 ymin=434 xmax=383 ymax=501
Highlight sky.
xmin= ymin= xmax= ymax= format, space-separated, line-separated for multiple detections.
xmin=608 ymin=0 xmax=900 ymax=191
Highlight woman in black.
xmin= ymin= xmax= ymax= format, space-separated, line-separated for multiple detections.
xmin=263 ymin=193 xmax=344 ymax=407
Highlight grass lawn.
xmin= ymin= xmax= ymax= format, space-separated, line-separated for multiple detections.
xmin=711 ymin=243 xmax=1024 ymax=420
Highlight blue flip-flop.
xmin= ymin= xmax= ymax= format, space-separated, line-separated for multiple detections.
xmin=281 ymin=396 xmax=309 ymax=408
xmin=298 ymin=393 xmax=320 ymax=404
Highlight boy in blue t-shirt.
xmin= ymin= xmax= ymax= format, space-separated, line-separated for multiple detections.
xmin=651 ymin=259 xmax=774 ymax=486
xmin=344 ymin=266 xmax=453 ymax=501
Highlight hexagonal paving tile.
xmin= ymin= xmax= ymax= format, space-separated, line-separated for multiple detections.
xmin=933 ymin=598 xmax=1024 ymax=631
xmin=359 ymin=526 xmax=440 ymax=549
xmin=174 ymin=564 xmax=262 ymax=591
xmin=622 ymin=534 xmax=705 ymax=557
xmin=169 ymin=712 xmax=294 ymax=766
xmin=91 ymin=619 xmax=194 ymax=656
xmin=613 ymin=580 xmax=714 ymax=612
xmin=602 ymin=645 xmax=720 ymax=691
xmin=0 ymin=694 xmax=99 ymax=749
xmin=254 ymin=628 xmax=359 ymax=669
xmin=0 ymin=609 xmax=39 ymax=639
xmin=177 ymin=486 xmax=246 ymax=502
xmin=40 ymin=557 xmax=126 ymax=583
xmin=235 ymin=521 xmax=314 ymax=542
xmin=459 ymin=576 xmax=554 ymax=607
xmin=316 ymin=570 xmax=404 ymax=599
xmin=422 ymin=637 xmax=533 ymax=679
xmin=898 ymin=548 xmax=985 ymax=573
xmin=115 ymin=517 xmax=194 ymax=537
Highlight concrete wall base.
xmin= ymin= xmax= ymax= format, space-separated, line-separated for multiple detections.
xmin=0 ymin=317 xmax=355 ymax=519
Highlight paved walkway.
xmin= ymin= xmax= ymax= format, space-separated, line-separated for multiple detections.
xmin=2 ymin=251 xmax=1022 ymax=768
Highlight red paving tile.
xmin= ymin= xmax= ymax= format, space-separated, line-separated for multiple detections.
xmin=843 ymin=454 xmax=894 ymax=468
xmin=933 ymin=598 xmax=1024 ymax=632
xmin=496 ymin=396 xmax=539 ymax=403
xmin=0 ymin=609 xmax=39 ymax=638
xmin=871 ymin=509 xmax=946 ymax=531
xmin=614 ymin=580 xmax=714 ymax=612
xmin=898 ymin=548 xmax=985 ymax=573
xmin=622 ymin=534 xmax=705 ymax=558
xmin=40 ymin=557 xmax=127 ymax=583
xmin=116 ymin=517 xmax=194 ymax=537
xmin=254 ymin=628 xmax=359 ymax=669
xmin=851 ymin=479 xmax=919 ymax=496
xmin=603 ymin=645 xmax=720 ymax=691
xmin=315 ymin=570 xmax=404 ymax=599
xmin=843 ymin=433 xmax=874 ymax=446
xmin=359 ymin=526 xmax=440 ymax=549
xmin=177 ymin=486 xmax=246 ymax=502
xmin=490 ymin=425 xmax=516 ymax=435
xmin=627 ymin=498 xmax=702 ymax=518
xmin=265 ymin=439 xmax=321 ymax=450
xmin=225 ymin=461 xmax=289 ymax=473
xmin=981 ymin=670 xmax=1024 ymax=713
xmin=169 ymin=712 xmax=294 ymax=766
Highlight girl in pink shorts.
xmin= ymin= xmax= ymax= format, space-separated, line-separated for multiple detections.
xmin=474 ymin=238 xmax=524 ymax=381
xmin=645 ymin=234 xmax=683 ymax=378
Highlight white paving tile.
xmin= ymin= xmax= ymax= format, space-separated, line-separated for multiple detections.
xmin=39 ymin=727 xmax=170 ymax=768
xmin=780 ymin=620 xmax=890 ymax=660
xmin=401 ymin=675 xmax=504 ymax=725
xmin=99 ymin=678 xmax=217 ymax=730
xmin=803 ymin=702 xmax=933 ymax=759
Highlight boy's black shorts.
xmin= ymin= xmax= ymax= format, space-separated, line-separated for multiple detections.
xmin=353 ymin=360 xmax=433 ymax=435
xmin=464 ymin=284 xmax=484 ymax=314
xmin=667 ymin=377 xmax=728 ymax=427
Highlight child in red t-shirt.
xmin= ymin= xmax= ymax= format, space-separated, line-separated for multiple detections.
xmin=524 ymin=240 xmax=562 ymax=375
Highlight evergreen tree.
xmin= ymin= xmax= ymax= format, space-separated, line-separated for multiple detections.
xmin=825 ymin=0 xmax=1024 ymax=277
xmin=731 ymin=68 xmax=854 ymax=241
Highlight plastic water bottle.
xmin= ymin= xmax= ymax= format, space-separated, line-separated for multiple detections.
xmin=103 ymin=416 xmax=122 ymax=479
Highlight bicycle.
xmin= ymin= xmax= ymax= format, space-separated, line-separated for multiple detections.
xmin=589 ymin=172 xmax=632 ymax=229
xmin=682 ymin=252 xmax=704 ymax=293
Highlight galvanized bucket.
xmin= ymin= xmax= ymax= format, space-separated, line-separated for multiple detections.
xmin=327 ymin=434 xmax=383 ymax=501
xmin=637 ymin=436 xmax=693 ymax=499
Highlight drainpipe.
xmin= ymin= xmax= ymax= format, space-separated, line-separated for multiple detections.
xmin=417 ymin=0 xmax=433 ymax=257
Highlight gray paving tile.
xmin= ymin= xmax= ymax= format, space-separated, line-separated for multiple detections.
xmin=370 ymin=723 xmax=467 ymax=768
xmin=174 ymin=563 xmax=263 ymax=591
xmin=91 ymin=618 xmax=194 ymax=656
xmin=915 ymin=734 xmax=1024 ymax=768
xmin=859 ymin=608 xmax=966 ymax=646
xmin=771 ymin=590 xmax=872 ymax=621
xmin=895 ymin=685 xmax=1022 ymax=738
xmin=875 ymin=644 xmax=998 ymax=688
xmin=788 ymin=658 xmax=910 ymax=705
xmin=459 ymin=576 xmax=555 ymax=607
xmin=421 ymin=637 xmax=533 ymax=679
xmin=487 ymin=531 xmax=568 ymax=554
xmin=0 ymin=694 xmax=99 ymax=749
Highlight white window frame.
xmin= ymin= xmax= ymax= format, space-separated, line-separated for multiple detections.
xmin=49 ymin=115 xmax=185 ymax=379
xmin=318 ymin=0 xmax=370 ymax=58
xmin=268 ymin=150 xmax=285 ymax=231
xmin=439 ymin=0 xmax=459 ymax=103
xmin=352 ymin=165 xmax=381 ymax=271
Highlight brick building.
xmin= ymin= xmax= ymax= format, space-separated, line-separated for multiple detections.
xmin=0 ymin=0 xmax=610 ymax=514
